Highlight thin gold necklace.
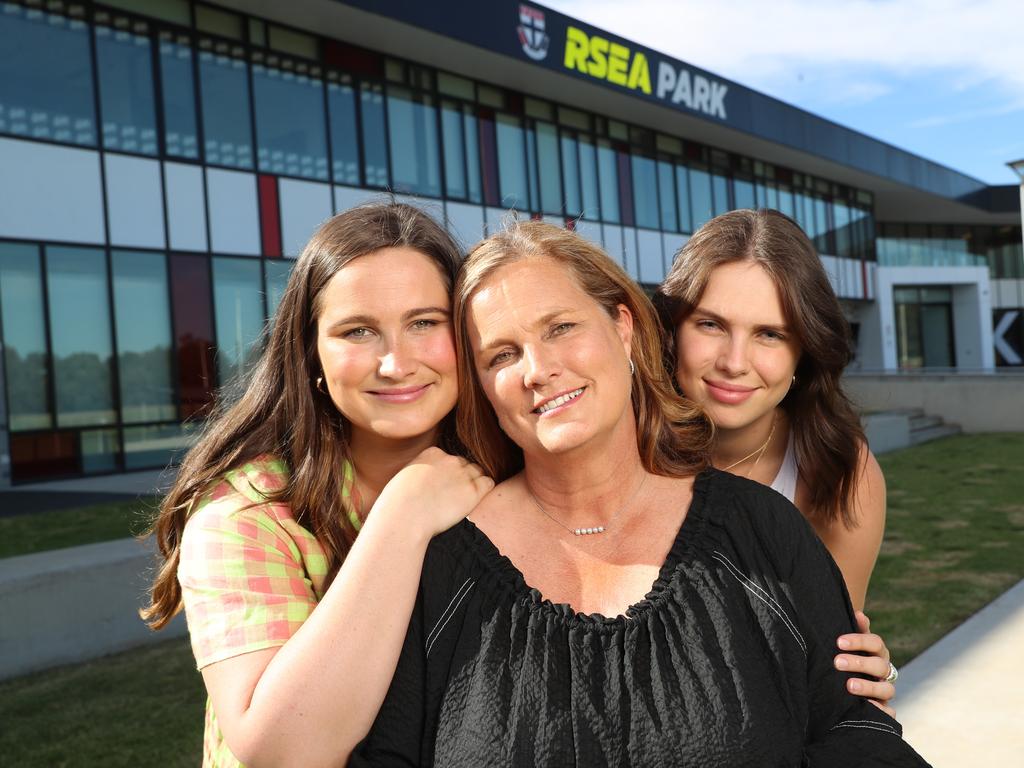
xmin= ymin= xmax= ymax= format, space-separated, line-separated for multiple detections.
xmin=526 ymin=472 xmax=647 ymax=536
xmin=721 ymin=416 xmax=777 ymax=476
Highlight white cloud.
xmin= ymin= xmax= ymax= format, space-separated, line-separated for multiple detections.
xmin=543 ymin=0 xmax=1024 ymax=106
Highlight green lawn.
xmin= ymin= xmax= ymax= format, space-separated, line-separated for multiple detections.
xmin=868 ymin=433 xmax=1024 ymax=666
xmin=1 ymin=434 xmax=1021 ymax=765
xmin=0 ymin=497 xmax=158 ymax=559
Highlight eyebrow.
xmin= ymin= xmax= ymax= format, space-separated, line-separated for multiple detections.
xmin=692 ymin=306 xmax=789 ymax=333
xmin=326 ymin=306 xmax=450 ymax=331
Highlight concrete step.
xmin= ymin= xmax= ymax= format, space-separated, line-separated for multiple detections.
xmin=909 ymin=414 xmax=943 ymax=431
xmin=909 ymin=423 xmax=962 ymax=446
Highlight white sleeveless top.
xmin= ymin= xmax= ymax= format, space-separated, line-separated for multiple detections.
xmin=769 ymin=434 xmax=799 ymax=503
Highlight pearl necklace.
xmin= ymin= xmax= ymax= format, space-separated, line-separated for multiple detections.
xmin=526 ymin=472 xmax=647 ymax=536
xmin=721 ymin=417 xmax=777 ymax=476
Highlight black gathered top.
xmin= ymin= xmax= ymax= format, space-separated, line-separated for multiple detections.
xmin=351 ymin=469 xmax=929 ymax=767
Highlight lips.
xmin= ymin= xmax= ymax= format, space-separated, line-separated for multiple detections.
xmin=367 ymin=384 xmax=431 ymax=404
xmin=533 ymin=386 xmax=585 ymax=415
xmin=703 ymin=379 xmax=757 ymax=405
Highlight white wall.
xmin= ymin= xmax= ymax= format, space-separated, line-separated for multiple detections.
xmin=0 ymin=138 xmax=104 ymax=244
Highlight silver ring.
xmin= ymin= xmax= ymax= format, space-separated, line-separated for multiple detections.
xmin=883 ymin=662 xmax=899 ymax=684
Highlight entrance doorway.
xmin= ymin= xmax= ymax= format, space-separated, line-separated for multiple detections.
xmin=894 ymin=286 xmax=955 ymax=369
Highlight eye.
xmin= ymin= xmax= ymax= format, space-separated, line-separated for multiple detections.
xmin=488 ymin=349 xmax=516 ymax=368
xmin=549 ymin=322 xmax=575 ymax=337
xmin=760 ymin=329 xmax=786 ymax=342
xmin=342 ymin=327 xmax=374 ymax=340
xmin=411 ymin=318 xmax=439 ymax=330
xmin=695 ymin=318 xmax=721 ymax=331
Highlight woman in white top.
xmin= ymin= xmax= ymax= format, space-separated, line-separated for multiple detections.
xmin=658 ymin=208 xmax=894 ymax=710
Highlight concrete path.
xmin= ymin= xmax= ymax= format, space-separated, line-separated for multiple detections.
xmin=0 ymin=468 xmax=175 ymax=517
xmin=895 ymin=579 xmax=1024 ymax=767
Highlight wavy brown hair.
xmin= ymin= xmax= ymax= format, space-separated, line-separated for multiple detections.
xmin=454 ymin=220 xmax=711 ymax=482
xmin=142 ymin=202 xmax=462 ymax=629
xmin=658 ymin=208 xmax=864 ymax=528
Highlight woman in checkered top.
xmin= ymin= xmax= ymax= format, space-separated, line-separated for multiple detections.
xmin=142 ymin=202 xmax=493 ymax=768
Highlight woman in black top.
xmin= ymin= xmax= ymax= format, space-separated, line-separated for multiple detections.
xmin=350 ymin=222 xmax=928 ymax=767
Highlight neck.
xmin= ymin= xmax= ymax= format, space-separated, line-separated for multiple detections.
xmin=522 ymin=418 xmax=647 ymax=527
xmin=349 ymin=427 xmax=440 ymax=509
xmin=713 ymin=408 xmax=784 ymax=470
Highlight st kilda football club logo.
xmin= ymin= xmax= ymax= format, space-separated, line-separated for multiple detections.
xmin=517 ymin=4 xmax=549 ymax=61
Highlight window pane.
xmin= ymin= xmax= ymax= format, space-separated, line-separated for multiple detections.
xmin=169 ymin=254 xmax=215 ymax=419
xmin=254 ymin=63 xmax=328 ymax=180
xmin=833 ymin=200 xmax=852 ymax=259
xmin=124 ymin=423 xmax=191 ymax=470
xmin=0 ymin=5 xmax=96 ymax=145
xmin=496 ymin=113 xmax=528 ymax=210
xmin=213 ymin=257 xmax=264 ymax=386
xmin=463 ymin=109 xmax=481 ymax=204
xmin=631 ymin=155 xmax=659 ymax=229
xmin=112 ymin=251 xmax=175 ymax=423
xmin=46 ymin=247 xmax=116 ymax=428
xmin=712 ymin=173 xmax=730 ymax=216
xmin=525 ymin=126 xmax=539 ymax=211
xmin=535 ymin=122 xmax=562 ymax=214
xmin=265 ymin=258 xmax=292 ymax=321
xmin=657 ymin=160 xmax=677 ymax=232
xmin=814 ymin=197 xmax=830 ymax=253
xmin=596 ymin=139 xmax=619 ymax=223
xmin=199 ymin=49 xmax=253 ymax=168
xmin=81 ymin=427 xmax=120 ymax=473
xmin=578 ymin=136 xmax=600 ymax=221
xmin=0 ymin=243 xmax=50 ymax=430
xmin=159 ymin=37 xmax=199 ymax=159
xmin=327 ymin=77 xmax=360 ymax=185
xmin=441 ymin=100 xmax=467 ymax=199
xmin=733 ymin=178 xmax=755 ymax=210
xmin=387 ymin=87 xmax=441 ymax=197
xmin=95 ymin=23 xmax=158 ymax=155
xmin=777 ymin=185 xmax=794 ymax=218
xmin=689 ymin=168 xmax=713 ymax=230
xmin=560 ymin=134 xmax=581 ymax=217
xmin=675 ymin=165 xmax=692 ymax=233
xmin=360 ymin=81 xmax=389 ymax=187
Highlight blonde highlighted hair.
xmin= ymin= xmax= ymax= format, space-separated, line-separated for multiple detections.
xmin=454 ymin=220 xmax=711 ymax=481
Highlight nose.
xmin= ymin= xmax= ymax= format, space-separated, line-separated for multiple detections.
xmin=522 ymin=343 xmax=558 ymax=389
xmin=377 ymin=336 xmax=415 ymax=379
xmin=715 ymin=335 xmax=749 ymax=377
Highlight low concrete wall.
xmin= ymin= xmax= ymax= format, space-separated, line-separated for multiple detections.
xmin=861 ymin=411 xmax=911 ymax=454
xmin=845 ymin=373 xmax=1024 ymax=433
xmin=0 ymin=537 xmax=186 ymax=680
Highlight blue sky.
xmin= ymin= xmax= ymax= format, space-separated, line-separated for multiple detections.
xmin=545 ymin=0 xmax=1024 ymax=185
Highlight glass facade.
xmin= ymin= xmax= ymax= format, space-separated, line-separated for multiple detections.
xmin=878 ymin=223 xmax=1023 ymax=278
xmin=1 ymin=0 xmax=1008 ymax=481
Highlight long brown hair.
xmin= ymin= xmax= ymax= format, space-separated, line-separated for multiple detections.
xmin=142 ymin=202 xmax=462 ymax=629
xmin=454 ymin=220 xmax=711 ymax=482
xmin=658 ymin=208 xmax=864 ymax=528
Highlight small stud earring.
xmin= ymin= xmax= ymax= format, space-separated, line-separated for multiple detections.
xmin=315 ymin=376 xmax=326 ymax=393
xmin=629 ymin=359 xmax=635 ymax=376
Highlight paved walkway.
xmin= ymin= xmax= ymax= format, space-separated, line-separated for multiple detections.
xmin=895 ymin=578 xmax=1024 ymax=766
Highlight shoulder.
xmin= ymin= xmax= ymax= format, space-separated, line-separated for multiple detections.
xmin=702 ymin=468 xmax=826 ymax=572
xmin=181 ymin=456 xmax=308 ymax=559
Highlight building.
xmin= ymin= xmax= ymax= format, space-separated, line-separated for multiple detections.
xmin=0 ymin=0 xmax=1020 ymax=484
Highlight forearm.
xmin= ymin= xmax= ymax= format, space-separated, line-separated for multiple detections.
xmin=227 ymin=510 xmax=430 ymax=768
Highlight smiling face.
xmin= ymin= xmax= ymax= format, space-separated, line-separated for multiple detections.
xmin=674 ymin=260 xmax=801 ymax=434
xmin=315 ymin=246 xmax=458 ymax=446
xmin=466 ymin=256 xmax=634 ymax=459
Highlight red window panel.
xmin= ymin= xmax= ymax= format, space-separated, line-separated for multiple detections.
xmin=168 ymin=254 xmax=215 ymax=420
xmin=258 ymin=175 xmax=282 ymax=258
xmin=10 ymin=431 xmax=77 ymax=481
